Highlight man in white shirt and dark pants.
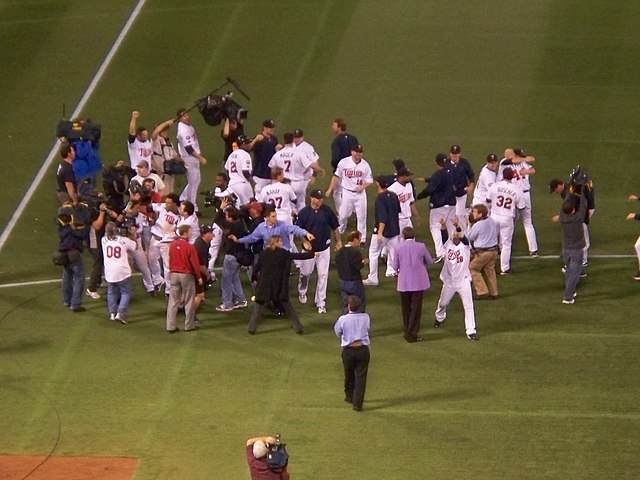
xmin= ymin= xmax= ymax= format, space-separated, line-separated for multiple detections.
xmin=176 ymin=108 xmax=207 ymax=211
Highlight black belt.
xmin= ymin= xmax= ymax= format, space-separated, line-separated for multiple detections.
xmin=343 ymin=188 xmax=358 ymax=193
xmin=523 ymin=190 xmax=530 ymax=193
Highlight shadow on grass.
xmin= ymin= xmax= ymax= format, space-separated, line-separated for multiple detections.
xmin=364 ymin=388 xmax=481 ymax=411
xmin=0 ymin=339 xmax=49 ymax=354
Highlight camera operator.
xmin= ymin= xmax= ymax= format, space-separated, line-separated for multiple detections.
xmin=56 ymin=143 xmax=79 ymax=206
xmin=86 ymin=195 xmax=119 ymax=300
xmin=221 ymin=115 xmax=245 ymax=164
xmin=151 ymin=118 xmax=179 ymax=194
xmin=246 ymin=436 xmax=290 ymax=480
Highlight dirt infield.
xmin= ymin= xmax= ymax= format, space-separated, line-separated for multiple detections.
xmin=0 ymin=455 xmax=138 ymax=480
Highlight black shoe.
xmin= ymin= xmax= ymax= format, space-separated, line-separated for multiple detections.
xmin=344 ymin=397 xmax=353 ymax=404
xmin=185 ymin=326 xmax=199 ymax=332
xmin=167 ymin=329 xmax=179 ymax=334
xmin=500 ymin=269 xmax=513 ymax=276
xmin=248 ymin=330 xmax=256 ymax=335
xmin=467 ymin=333 xmax=478 ymax=341
xmin=580 ymin=271 xmax=588 ymax=278
xmin=70 ymin=306 xmax=86 ymax=313
xmin=489 ymin=295 xmax=498 ymax=300
xmin=434 ymin=319 xmax=444 ymax=328
xmin=352 ymin=406 xmax=362 ymax=412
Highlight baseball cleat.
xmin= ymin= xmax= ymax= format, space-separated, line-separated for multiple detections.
xmin=529 ymin=251 xmax=539 ymax=258
xmin=634 ymin=272 xmax=640 ymax=281
xmin=467 ymin=333 xmax=478 ymax=341
xmin=298 ymin=294 xmax=307 ymax=304
xmin=562 ymin=299 xmax=575 ymax=305
xmin=317 ymin=306 xmax=327 ymax=314
xmin=363 ymin=279 xmax=379 ymax=286
xmin=434 ymin=319 xmax=445 ymax=328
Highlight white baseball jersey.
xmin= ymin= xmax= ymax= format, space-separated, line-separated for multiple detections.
xmin=387 ymin=181 xmax=414 ymax=219
xmin=335 ymin=156 xmax=373 ymax=192
xmin=257 ymin=181 xmax=297 ymax=221
xmin=225 ymin=149 xmax=253 ymax=186
xmin=176 ymin=121 xmax=200 ymax=157
xmin=439 ymin=237 xmax=471 ymax=288
xmin=131 ymin=173 xmax=165 ymax=193
xmin=269 ymin=146 xmax=311 ymax=181
xmin=472 ymin=165 xmax=496 ymax=206
xmin=498 ymin=159 xmax=532 ymax=189
xmin=127 ymin=138 xmax=153 ymax=169
xmin=102 ymin=235 xmax=137 ymax=283
xmin=177 ymin=213 xmax=200 ymax=244
xmin=295 ymin=140 xmax=320 ymax=181
xmin=150 ymin=204 xmax=180 ymax=241
xmin=514 ymin=162 xmax=532 ymax=192
xmin=486 ymin=181 xmax=525 ymax=218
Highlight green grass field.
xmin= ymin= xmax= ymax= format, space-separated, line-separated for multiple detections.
xmin=1 ymin=1 xmax=639 ymax=479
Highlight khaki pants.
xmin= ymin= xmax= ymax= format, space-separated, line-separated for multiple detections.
xmin=470 ymin=250 xmax=498 ymax=297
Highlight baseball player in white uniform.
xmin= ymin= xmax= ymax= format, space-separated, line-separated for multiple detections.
xmin=293 ymin=128 xmax=321 ymax=193
xmin=325 ymin=144 xmax=373 ymax=244
xmin=121 ymin=202 xmax=155 ymax=295
xmin=387 ymin=167 xmax=420 ymax=231
xmin=127 ymin=111 xmax=153 ymax=171
xmin=472 ymin=154 xmax=498 ymax=207
xmin=224 ymin=135 xmax=254 ymax=206
xmin=148 ymin=193 xmax=180 ymax=295
xmin=176 ymin=109 xmax=207 ymax=211
xmin=102 ymin=222 xmax=137 ymax=323
xmin=256 ymin=167 xmax=297 ymax=223
xmin=498 ymin=148 xmax=538 ymax=255
xmin=434 ymin=219 xmax=477 ymax=341
xmin=486 ymin=167 xmax=525 ymax=275
xmin=269 ymin=132 xmax=324 ymax=211
xmin=177 ymin=200 xmax=200 ymax=244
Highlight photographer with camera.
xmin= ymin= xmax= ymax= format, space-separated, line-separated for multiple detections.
xmin=151 ymin=118 xmax=182 ymax=194
xmin=86 ymin=195 xmax=119 ymax=300
xmin=246 ymin=435 xmax=290 ymax=480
